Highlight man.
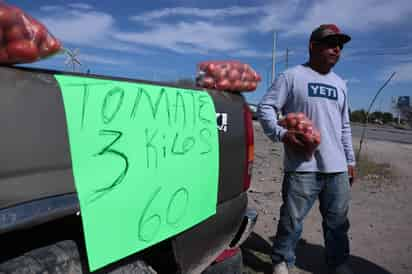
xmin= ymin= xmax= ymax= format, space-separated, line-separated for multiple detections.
xmin=257 ymin=24 xmax=356 ymax=274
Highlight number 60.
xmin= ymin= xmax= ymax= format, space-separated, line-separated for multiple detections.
xmin=138 ymin=187 xmax=189 ymax=242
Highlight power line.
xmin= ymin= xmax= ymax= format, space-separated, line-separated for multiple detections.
xmin=271 ymin=31 xmax=277 ymax=84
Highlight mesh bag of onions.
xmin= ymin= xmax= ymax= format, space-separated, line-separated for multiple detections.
xmin=0 ymin=2 xmax=62 ymax=64
xmin=278 ymin=112 xmax=321 ymax=158
xmin=196 ymin=60 xmax=261 ymax=92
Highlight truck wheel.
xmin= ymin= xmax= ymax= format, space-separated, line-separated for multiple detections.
xmin=0 ymin=240 xmax=156 ymax=274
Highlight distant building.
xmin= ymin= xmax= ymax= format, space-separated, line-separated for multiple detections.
xmin=392 ymin=96 xmax=411 ymax=121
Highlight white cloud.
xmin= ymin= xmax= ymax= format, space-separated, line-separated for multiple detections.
xmin=280 ymin=0 xmax=412 ymax=36
xmin=80 ymin=53 xmax=131 ymax=65
xmin=234 ymin=49 xmax=272 ymax=58
xmin=255 ymin=0 xmax=303 ymax=33
xmin=68 ymin=3 xmax=93 ymax=10
xmin=40 ymin=5 xmax=62 ymax=12
xmin=114 ymin=21 xmax=247 ymax=54
xmin=38 ymin=5 xmax=251 ymax=55
xmin=345 ymin=77 xmax=361 ymax=84
xmin=381 ymin=62 xmax=412 ymax=83
xmin=38 ymin=7 xmax=152 ymax=54
xmin=130 ymin=6 xmax=264 ymax=23
xmin=37 ymin=1 xmax=412 ymax=58
xmin=40 ymin=10 xmax=115 ymax=45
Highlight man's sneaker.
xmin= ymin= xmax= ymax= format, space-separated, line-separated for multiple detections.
xmin=331 ymin=263 xmax=355 ymax=274
xmin=272 ymin=261 xmax=288 ymax=274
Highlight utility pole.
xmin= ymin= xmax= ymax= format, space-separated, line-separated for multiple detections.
xmin=285 ymin=48 xmax=289 ymax=70
xmin=271 ymin=31 xmax=277 ymax=84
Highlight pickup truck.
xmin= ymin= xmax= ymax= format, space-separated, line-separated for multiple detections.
xmin=0 ymin=66 xmax=257 ymax=274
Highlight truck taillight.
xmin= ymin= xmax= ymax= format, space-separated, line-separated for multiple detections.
xmin=243 ymin=103 xmax=254 ymax=191
xmin=214 ymin=247 xmax=240 ymax=263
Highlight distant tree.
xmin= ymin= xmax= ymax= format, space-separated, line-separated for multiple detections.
xmin=350 ymin=109 xmax=367 ymax=123
xmin=174 ymin=78 xmax=196 ymax=88
xmin=400 ymin=106 xmax=412 ymax=127
xmin=369 ymin=111 xmax=383 ymax=122
xmin=382 ymin=112 xmax=394 ymax=124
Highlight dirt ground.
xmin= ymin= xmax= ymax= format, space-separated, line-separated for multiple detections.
xmin=241 ymin=122 xmax=412 ymax=274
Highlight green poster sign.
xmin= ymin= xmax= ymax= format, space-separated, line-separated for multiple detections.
xmin=54 ymin=75 xmax=219 ymax=271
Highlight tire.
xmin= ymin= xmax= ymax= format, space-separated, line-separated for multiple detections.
xmin=0 ymin=240 xmax=156 ymax=274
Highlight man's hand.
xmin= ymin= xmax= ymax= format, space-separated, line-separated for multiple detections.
xmin=348 ymin=165 xmax=356 ymax=186
xmin=281 ymin=130 xmax=306 ymax=152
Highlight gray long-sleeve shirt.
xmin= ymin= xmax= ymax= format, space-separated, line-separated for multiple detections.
xmin=258 ymin=64 xmax=356 ymax=173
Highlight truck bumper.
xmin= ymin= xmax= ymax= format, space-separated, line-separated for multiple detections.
xmin=202 ymin=207 xmax=258 ymax=274
xmin=230 ymin=207 xmax=258 ymax=248
xmin=172 ymin=193 xmax=258 ymax=274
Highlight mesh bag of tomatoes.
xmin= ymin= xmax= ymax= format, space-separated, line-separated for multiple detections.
xmin=196 ymin=60 xmax=261 ymax=92
xmin=0 ymin=2 xmax=62 ymax=64
xmin=278 ymin=112 xmax=321 ymax=158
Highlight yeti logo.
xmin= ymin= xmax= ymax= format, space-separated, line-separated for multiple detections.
xmin=308 ymin=83 xmax=338 ymax=100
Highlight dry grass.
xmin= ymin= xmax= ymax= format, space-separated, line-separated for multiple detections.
xmin=356 ymin=154 xmax=393 ymax=179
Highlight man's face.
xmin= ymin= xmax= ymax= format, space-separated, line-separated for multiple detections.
xmin=310 ymin=36 xmax=344 ymax=67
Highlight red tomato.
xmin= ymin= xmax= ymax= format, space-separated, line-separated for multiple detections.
xmin=206 ymin=63 xmax=217 ymax=76
xmin=38 ymin=40 xmax=49 ymax=57
xmin=296 ymin=123 xmax=304 ymax=132
xmin=221 ymin=63 xmax=232 ymax=71
xmin=0 ymin=6 xmax=15 ymax=27
xmin=231 ymin=61 xmax=242 ymax=71
xmin=211 ymin=66 xmax=223 ymax=78
xmin=8 ymin=6 xmax=23 ymax=18
xmin=50 ymin=37 xmax=61 ymax=54
xmin=303 ymin=132 xmax=314 ymax=143
xmin=217 ymin=68 xmax=228 ymax=80
xmin=305 ymin=126 xmax=313 ymax=135
xmin=7 ymin=39 xmax=39 ymax=62
xmin=5 ymin=24 xmax=28 ymax=42
xmin=313 ymin=136 xmax=321 ymax=145
xmin=287 ymin=117 xmax=298 ymax=129
xmin=0 ymin=28 xmax=3 ymax=46
xmin=254 ymin=72 xmax=262 ymax=82
xmin=233 ymin=79 xmax=243 ymax=91
xmin=240 ymin=81 xmax=249 ymax=91
xmin=216 ymin=79 xmax=230 ymax=91
xmin=0 ymin=47 xmax=9 ymax=63
xmin=30 ymin=20 xmax=47 ymax=45
xmin=240 ymin=71 xmax=247 ymax=81
xmin=286 ymin=113 xmax=297 ymax=120
xmin=296 ymin=112 xmax=305 ymax=121
xmin=249 ymin=81 xmax=257 ymax=91
xmin=202 ymin=76 xmax=215 ymax=89
xmin=39 ymin=36 xmax=61 ymax=57
xmin=242 ymin=64 xmax=249 ymax=72
xmin=228 ymin=68 xmax=240 ymax=81
xmin=313 ymin=131 xmax=321 ymax=145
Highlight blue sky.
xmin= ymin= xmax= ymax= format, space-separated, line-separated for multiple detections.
xmin=11 ymin=0 xmax=412 ymax=112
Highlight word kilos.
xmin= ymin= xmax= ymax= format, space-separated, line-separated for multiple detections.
xmin=68 ymin=82 xmax=216 ymax=201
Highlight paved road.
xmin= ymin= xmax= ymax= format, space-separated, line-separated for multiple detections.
xmin=351 ymin=124 xmax=412 ymax=144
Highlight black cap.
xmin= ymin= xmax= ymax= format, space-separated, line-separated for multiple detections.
xmin=310 ymin=24 xmax=351 ymax=44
